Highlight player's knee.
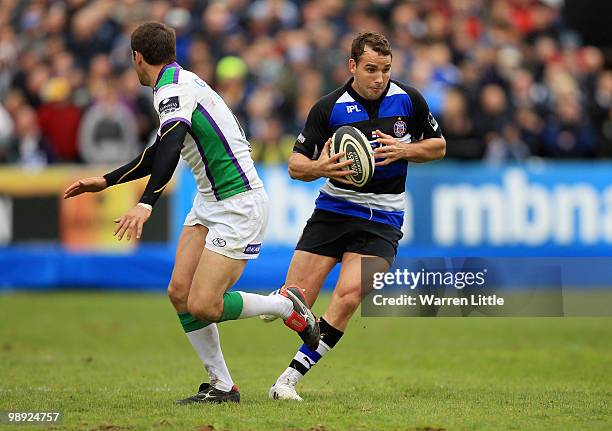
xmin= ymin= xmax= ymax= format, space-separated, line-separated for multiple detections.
xmin=167 ymin=280 xmax=189 ymax=309
xmin=187 ymin=296 xmax=223 ymax=322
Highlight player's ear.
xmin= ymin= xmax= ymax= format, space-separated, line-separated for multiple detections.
xmin=133 ymin=50 xmax=143 ymax=64
xmin=349 ymin=58 xmax=357 ymax=75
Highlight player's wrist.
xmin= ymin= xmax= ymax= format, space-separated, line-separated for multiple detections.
xmin=137 ymin=202 xmax=153 ymax=212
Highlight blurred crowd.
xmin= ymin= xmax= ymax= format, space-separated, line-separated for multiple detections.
xmin=0 ymin=0 xmax=610 ymax=168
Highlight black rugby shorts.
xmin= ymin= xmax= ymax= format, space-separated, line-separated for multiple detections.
xmin=295 ymin=209 xmax=403 ymax=265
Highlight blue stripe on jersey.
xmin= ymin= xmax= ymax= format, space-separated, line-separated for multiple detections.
xmin=378 ymin=93 xmax=413 ymax=118
xmin=315 ymin=192 xmax=404 ymax=230
xmin=299 ymin=344 xmax=322 ymax=362
xmin=330 ymin=101 xmax=369 ymax=128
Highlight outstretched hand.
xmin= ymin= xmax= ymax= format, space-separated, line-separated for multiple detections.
xmin=63 ymin=176 xmax=108 ymax=199
xmin=114 ymin=205 xmax=151 ymax=241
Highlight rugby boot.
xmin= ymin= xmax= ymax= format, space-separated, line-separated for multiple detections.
xmin=176 ymin=382 xmax=240 ymax=404
xmin=281 ymin=286 xmax=320 ymax=350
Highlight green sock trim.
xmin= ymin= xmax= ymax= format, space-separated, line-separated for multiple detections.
xmin=178 ymin=312 xmax=210 ymax=333
xmin=219 ymin=292 xmax=244 ymax=321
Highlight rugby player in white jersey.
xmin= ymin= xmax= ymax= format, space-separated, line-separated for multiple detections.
xmin=63 ymin=21 xmax=319 ymax=404
xmin=266 ymin=32 xmax=446 ymax=401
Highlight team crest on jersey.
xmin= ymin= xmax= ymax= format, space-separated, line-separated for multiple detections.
xmin=159 ymin=96 xmax=180 ymax=115
xmin=393 ymin=119 xmax=407 ymax=137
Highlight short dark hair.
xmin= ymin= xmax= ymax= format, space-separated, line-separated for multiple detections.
xmin=131 ymin=22 xmax=176 ymax=65
xmin=350 ymin=32 xmax=392 ymax=63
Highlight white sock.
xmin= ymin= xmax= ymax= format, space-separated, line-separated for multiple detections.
xmin=278 ymin=340 xmax=333 ymax=385
xmin=237 ymin=291 xmax=293 ymax=319
xmin=276 ymin=367 xmax=303 ymax=386
xmin=185 ymin=324 xmax=234 ymax=392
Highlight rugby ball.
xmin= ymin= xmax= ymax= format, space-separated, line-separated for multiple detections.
xmin=330 ymin=125 xmax=375 ymax=187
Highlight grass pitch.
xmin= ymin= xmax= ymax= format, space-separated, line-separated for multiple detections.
xmin=0 ymin=292 xmax=610 ymax=430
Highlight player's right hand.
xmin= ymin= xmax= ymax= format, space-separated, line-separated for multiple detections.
xmin=63 ymin=176 xmax=108 ymax=199
xmin=314 ymin=139 xmax=356 ymax=184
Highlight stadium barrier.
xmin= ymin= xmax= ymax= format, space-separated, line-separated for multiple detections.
xmin=1 ymin=161 xmax=612 ymax=290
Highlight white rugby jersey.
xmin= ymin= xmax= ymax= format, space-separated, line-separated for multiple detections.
xmin=153 ymin=62 xmax=262 ymax=201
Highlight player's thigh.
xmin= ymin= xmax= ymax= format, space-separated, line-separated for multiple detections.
xmin=324 ymin=252 xmax=389 ymax=329
xmin=285 ymin=250 xmax=337 ymax=306
xmin=186 ymin=188 xmax=268 ymax=316
xmin=187 ymin=248 xmax=247 ymax=319
xmin=168 ymin=224 xmax=208 ymax=307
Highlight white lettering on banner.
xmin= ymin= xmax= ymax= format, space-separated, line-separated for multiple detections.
xmin=433 ymin=169 xmax=610 ymax=246
xmin=0 ymin=197 xmax=12 ymax=244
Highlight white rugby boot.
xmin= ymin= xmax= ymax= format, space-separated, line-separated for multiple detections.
xmin=268 ymin=368 xmax=303 ymax=401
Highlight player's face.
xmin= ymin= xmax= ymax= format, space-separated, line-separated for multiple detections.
xmin=349 ymin=46 xmax=392 ymax=100
xmin=132 ymin=51 xmax=150 ymax=86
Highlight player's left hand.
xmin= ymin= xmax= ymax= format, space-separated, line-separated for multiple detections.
xmin=373 ymin=129 xmax=408 ymax=166
xmin=113 ymin=204 xmax=151 ymax=241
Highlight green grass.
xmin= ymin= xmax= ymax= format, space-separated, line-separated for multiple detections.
xmin=0 ymin=292 xmax=610 ymax=430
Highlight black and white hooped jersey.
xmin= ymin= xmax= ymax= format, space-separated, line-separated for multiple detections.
xmin=293 ymin=78 xmax=443 ymax=232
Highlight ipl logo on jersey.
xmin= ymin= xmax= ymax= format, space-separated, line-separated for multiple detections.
xmin=393 ymin=119 xmax=407 ymax=137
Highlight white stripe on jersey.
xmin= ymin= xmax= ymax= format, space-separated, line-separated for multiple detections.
xmin=386 ymin=82 xmax=407 ymax=97
xmin=336 ymin=92 xmax=356 ymax=104
xmin=320 ymin=182 xmax=405 ymax=212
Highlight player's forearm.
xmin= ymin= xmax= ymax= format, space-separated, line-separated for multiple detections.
xmin=403 ymin=137 xmax=446 ymax=163
xmin=103 ymin=138 xmax=159 ymax=186
xmin=139 ymin=122 xmax=187 ymax=207
xmin=288 ymin=153 xmax=322 ymax=182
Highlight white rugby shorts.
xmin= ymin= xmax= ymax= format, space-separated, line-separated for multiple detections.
xmin=184 ymin=187 xmax=269 ymax=260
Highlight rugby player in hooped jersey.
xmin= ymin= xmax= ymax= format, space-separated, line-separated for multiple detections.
xmin=63 ymin=21 xmax=319 ymax=404
xmin=268 ymin=32 xmax=446 ymax=401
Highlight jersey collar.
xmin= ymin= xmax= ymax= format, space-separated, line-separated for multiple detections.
xmin=154 ymin=61 xmax=182 ymax=88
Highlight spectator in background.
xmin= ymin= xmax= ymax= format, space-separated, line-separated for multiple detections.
xmin=215 ymin=56 xmax=250 ymax=126
xmin=484 ymin=124 xmax=531 ymax=163
xmin=0 ymin=26 xmax=17 ymax=98
xmin=66 ymin=1 xmax=120 ymax=69
xmin=542 ymin=98 xmax=597 ymax=158
xmin=0 ymin=0 xmax=610 ymax=165
xmin=118 ymin=68 xmax=157 ymax=148
xmin=475 ymin=84 xmax=514 ymax=150
xmin=37 ymin=77 xmax=82 ymax=162
xmin=78 ymin=79 xmax=138 ymax=164
xmin=251 ymin=117 xmax=294 ymax=164
xmin=0 ymin=102 xmax=14 ymax=161
xmin=5 ymin=106 xmax=54 ymax=167
xmin=440 ymin=88 xmax=482 ymax=159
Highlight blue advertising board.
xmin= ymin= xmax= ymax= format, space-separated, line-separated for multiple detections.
xmin=3 ymin=161 xmax=612 ymax=290
xmin=174 ymin=161 xmax=612 ymax=256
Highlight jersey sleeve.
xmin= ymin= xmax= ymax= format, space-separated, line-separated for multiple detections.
xmin=154 ymin=82 xmax=197 ymax=133
xmin=404 ymin=86 xmax=443 ymax=140
xmin=293 ymin=99 xmax=331 ymax=159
